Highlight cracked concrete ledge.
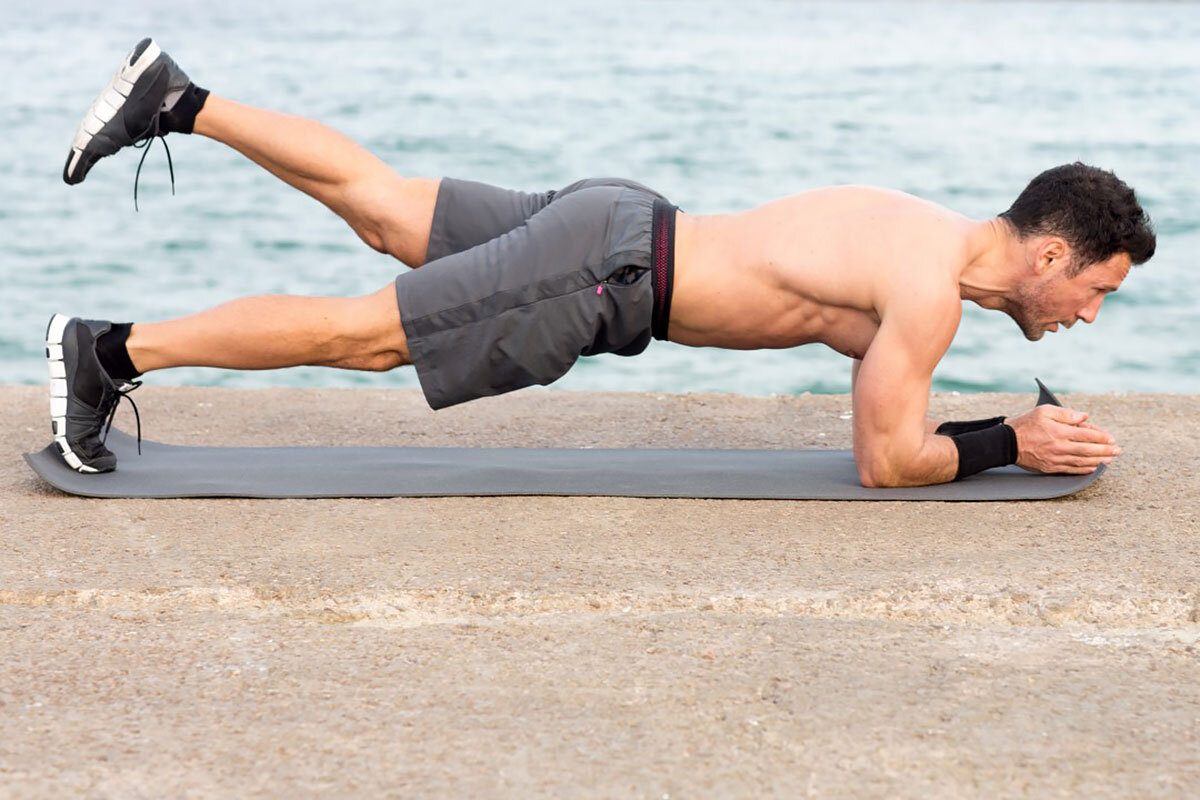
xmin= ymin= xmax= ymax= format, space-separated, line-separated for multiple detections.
xmin=2 ymin=385 xmax=1198 ymax=798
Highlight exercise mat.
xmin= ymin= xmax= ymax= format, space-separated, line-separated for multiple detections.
xmin=23 ymin=379 xmax=1103 ymax=500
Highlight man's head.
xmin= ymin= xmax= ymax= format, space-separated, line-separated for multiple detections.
xmin=999 ymin=162 xmax=1155 ymax=340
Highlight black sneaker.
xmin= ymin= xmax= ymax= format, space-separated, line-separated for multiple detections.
xmin=62 ymin=37 xmax=191 ymax=186
xmin=46 ymin=314 xmax=142 ymax=474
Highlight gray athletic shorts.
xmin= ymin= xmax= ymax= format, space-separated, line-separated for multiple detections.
xmin=394 ymin=177 xmax=676 ymax=410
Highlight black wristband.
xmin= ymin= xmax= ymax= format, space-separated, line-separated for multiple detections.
xmin=948 ymin=423 xmax=1018 ymax=480
xmin=935 ymin=416 xmax=1007 ymax=436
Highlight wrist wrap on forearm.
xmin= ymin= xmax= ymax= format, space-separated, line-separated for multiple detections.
xmin=935 ymin=416 xmax=1007 ymax=436
xmin=945 ymin=423 xmax=1018 ymax=480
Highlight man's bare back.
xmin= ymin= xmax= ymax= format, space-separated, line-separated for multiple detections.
xmin=670 ymin=186 xmax=970 ymax=356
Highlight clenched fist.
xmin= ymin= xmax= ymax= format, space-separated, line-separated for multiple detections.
xmin=1004 ymin=405 xmax=1121 ymax=475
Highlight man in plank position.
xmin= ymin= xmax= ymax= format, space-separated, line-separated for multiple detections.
xmin=51 ymin=39 xmax=1155 ymax=486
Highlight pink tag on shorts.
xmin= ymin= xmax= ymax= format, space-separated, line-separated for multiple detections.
xmin=596 ymin=285 xmax=603 ymax=295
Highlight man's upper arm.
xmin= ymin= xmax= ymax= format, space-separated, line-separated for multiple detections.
xmin=852 ymin=279 xmax=961 ymax=486
xmin=854 ymin=357 xmax=945 ymax=435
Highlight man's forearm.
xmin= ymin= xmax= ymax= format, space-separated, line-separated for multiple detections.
xmin=858 ymin=432 xmax=959 ymax=487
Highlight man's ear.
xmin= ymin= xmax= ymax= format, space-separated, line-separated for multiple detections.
xmin=1034 ymin=237 xmax=1068 ymax=276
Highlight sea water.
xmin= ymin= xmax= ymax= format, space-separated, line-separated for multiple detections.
xmin=2 ymin=0 xmax=1197 ymax=396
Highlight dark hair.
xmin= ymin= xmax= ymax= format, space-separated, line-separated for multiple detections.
xmin=999 ymin=162 xmax=1155 ymax=275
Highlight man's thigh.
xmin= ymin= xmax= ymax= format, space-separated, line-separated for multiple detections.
xmin=396 ymin=185 xmax=657 ymax=410
xmin=423 ymin=176 xmax=665 ymax=264
xmin=423 ymin=178 xmax=555 ymax=263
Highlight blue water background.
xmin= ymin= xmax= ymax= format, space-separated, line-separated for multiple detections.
xmin=2 ymin=0 xmax=1197 ymax=395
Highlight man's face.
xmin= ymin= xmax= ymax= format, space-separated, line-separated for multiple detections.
xmin=1009 ymin=249 xmax=1133 ymax=341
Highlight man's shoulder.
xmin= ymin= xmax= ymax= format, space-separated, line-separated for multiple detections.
xmin=872 ymin=219 xmax=969 ymax=311
xmin=770 ymin=185 xmax=972 ymax=251
xmin=871 ymin=238 xmax=964 ymax=352
xmin=787 ymin=183 xmax=960 ymax=211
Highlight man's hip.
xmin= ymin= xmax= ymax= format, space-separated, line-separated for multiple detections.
xmin=396 ymin=177 xmax=677 ymax=409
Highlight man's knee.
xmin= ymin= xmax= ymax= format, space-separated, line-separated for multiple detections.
xmin=353 ymin=351 xmax=408 ymax=371
xmin=339 ymin=176 xmax=438 ymax=267
xmin=314 ymin=285 xmax=410 ymax=371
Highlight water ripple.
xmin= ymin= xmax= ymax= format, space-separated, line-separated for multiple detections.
xmin=2 ymin=0 xmax=1197 ymax=394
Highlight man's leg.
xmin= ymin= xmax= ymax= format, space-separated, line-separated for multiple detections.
xmin=48 ymin=284 xmax=409 ymax=472
xmin=193 ymin=95 xmax=439 ymax=266
xmin=64 ymin=39 xmax=440 ymax=265
xmin=125 ymin=284 xmax=409 ymax=373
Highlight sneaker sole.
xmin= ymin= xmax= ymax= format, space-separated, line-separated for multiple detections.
xmin=64 ymin=38 xmax=162 ymax=183
xmin=46 ymin=313 xmax=99 ymax=473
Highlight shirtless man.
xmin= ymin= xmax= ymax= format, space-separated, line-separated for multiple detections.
xmin=50 ymin=39 xmax=1155 ymax=486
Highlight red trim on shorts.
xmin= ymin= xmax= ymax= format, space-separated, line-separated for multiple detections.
xmin=650 ymin=199 xmax=677 ymax=341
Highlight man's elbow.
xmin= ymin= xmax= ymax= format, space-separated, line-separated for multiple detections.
xmin=857 ymin=467 xmax=880 ymax=488
xmin=857 ymin=469 xmax=903 ymax=489
xmin=856 ymin=453 xmax=918 ymax=488
xmin=856 ymin=456 xmax=901 ymax=488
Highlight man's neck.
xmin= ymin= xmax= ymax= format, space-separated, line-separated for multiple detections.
xmin=959 ymin=217 xmax=1025 ymax=310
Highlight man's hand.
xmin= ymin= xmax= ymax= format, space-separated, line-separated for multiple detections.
xmin=1004 ymin=406 xmax=1121 ymax=474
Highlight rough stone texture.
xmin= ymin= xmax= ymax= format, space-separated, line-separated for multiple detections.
xmin=2 ymin=385 xmax=1197 ymax=798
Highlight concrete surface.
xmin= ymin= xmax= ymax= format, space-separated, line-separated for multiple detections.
xmin=1 ymin=385 xmax=1197 ymax=798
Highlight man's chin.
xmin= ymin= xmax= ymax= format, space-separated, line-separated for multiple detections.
xmin=1015 ymin=319 xmax=1044 ymax=341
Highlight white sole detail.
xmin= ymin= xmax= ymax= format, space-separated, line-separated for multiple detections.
xmin=65 ymin=39 xmax=164 ymax=180
xmin=81 ymin=113 xmax=104 ymax=136
xmin=46 ymin=313 xmax=69 ymax=344
xmin=66 ymin=149 xmax=83 ymax=178
xmin=45 ymin=313 xmax=106 ymax=474
xmin=131 ymin=41 xmax=162 ymax=74
xmin=94 ymin=100 xmax=118 ymax=124
xmin=47 ymin=314 xmax=70 ymax=465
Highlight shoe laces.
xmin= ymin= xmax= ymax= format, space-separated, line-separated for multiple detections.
xmin=100 ymin=379 xmax=144 ymax=455
xmin=130 ymin=113 xmax=175 ymax=212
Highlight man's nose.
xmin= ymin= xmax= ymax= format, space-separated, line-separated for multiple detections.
xmin=1077 ymin=296 xmax=1104 ymax=324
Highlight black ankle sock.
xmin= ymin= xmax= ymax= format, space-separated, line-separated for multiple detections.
xmin=160 ymin=84 xmax=210 ymax=135
xmin=95 ymin=323 xmax=142 ymax=381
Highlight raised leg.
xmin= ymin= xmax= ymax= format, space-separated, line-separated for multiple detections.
xmin=125 ymin=284 xmax=409 ymax=373
xmin=193 ymin=95 xmax=440 ymax=265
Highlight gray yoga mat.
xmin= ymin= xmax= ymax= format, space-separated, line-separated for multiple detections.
xmin=23 ymin=379 xmax=1104 ymax=501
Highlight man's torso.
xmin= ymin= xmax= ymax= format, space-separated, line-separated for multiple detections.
xmin=669 ymin=186 xmax=974 ymax=358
